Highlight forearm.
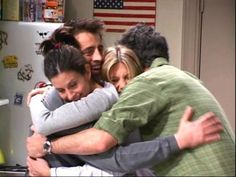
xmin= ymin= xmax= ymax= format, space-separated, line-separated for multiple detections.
xmin=51 ymin=128 xmax=117 ymax=155
xmin=79 ymin=136 xmax=180 ymax=173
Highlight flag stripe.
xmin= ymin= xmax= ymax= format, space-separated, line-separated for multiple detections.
xmin=124 ymin=2 xmax=155 ymax=6
xmin=123 ymin=6 xmax=155 ymax=10
xmin=94 ymin=13 xmax=155 ymax=18
xmin=94 ymin=9 xmax=155 ymax=15
xmin=93 ymin=0 xmax=156 ymax=33
xmin=96 ymin=17 xmax=155 ymax=23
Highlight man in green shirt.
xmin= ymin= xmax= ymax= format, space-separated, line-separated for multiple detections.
xmin=27 ymin=23 xmax=235 ymax=176
xmin=95 ymin=23 xmax=235 ymax=176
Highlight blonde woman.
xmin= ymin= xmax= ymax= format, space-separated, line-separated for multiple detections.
xmin=102 ymin=45 xmax=143 ymax=94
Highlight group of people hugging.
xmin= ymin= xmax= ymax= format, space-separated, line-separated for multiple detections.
xmin=26 ymin=18 xmax=235 ymax=176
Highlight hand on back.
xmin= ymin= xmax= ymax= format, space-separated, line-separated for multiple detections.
xmin=175 ymin=106 xmax=223 ymax=150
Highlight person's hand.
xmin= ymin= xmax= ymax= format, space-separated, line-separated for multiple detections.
xmin=174 ymin=106 xmax=223 ymax=150
xmin=26 ymin=132 xmax=47 ymax=158
xmin=30 ymin=125 xmax=36 ymax=132
xmin=27 ymin=156 xmax=50 ymax=176
xmin=27 ymin=86 xmax=52 ymax=106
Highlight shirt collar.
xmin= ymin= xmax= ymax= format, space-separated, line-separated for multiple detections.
xmin=150 ymin=57 xmax=169 ymax=69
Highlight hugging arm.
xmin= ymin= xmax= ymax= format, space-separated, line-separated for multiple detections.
xmin=48 ymin=135 xmax=172 ymax=176
xmin=29 ymin=83 xmax=118 ymax=136
xmin=79 ymin=106 xmax=222 ymax=172
xmin=27 ymin=106 xmax=222 ymax=173
xmin=79 ymin=135 xmax=179 ymax=173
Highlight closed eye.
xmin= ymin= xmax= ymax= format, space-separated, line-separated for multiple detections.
xmin=56 ymin=88 xmax=65 ymax=93
xmin=110 ymin=78 xmax=118 ymax=83
xmin=68 ymin=81 xmax=78 ymax=89
xmin=82 ymin=47 xmax=95 ymax=57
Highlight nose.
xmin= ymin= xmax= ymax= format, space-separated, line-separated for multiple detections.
xmin=116 ymin=79 xmax=128 ymax=94
xmin=92 ymin=48 xmax=103 ymax=62
xmin=65 ymin=90 xmax=77 ymax=102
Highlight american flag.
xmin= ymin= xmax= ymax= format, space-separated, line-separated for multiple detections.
xmin=93 ymin=0 xmax=156 ymax=33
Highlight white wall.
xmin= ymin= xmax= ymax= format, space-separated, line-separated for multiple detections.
xmin=64 ymin=0 xmax=184 ymax=68
xmin=200 ymin=0 xmax=235 ymax=131
xmin=181 ymin=0 xmax=235 ymax=131
xmin=157 ymin=0 xmax=183 ymax=68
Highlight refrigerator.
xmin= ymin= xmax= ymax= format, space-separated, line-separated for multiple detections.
xmin=0 ymin=21 xmax=62 ymax=167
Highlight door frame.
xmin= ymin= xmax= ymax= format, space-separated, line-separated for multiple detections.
xmin=181 ymin=0 xmax=203 ymax=77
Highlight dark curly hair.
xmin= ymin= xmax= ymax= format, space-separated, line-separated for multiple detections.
xmin=64 ymin=17 xmax=104 ymax=41
xmin=117 ymin=23 xmax=169 ymax=68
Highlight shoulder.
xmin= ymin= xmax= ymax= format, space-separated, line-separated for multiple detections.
xmin=96 ymin=82 xmax=118 ymax=97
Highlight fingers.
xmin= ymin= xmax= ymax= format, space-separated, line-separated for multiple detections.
xmin=203 ymin=116 xmax=222 ymax=129
xmin=198 ymin=112 xmax=223 ymax=144
xmin=27 ymin=158 xmax=34 ymax=177
xmin=204 ymin=133 xmax=221 ymax=144
xmin=181 ymin=106 xmax=194 ymax=122
xmin=204 ymin=121 xmax=223 ymax=135
xmin=27 ymin=89 xmax=39 ymax=106
xmin=199 ymin=113 xmax=223 ymax=133
xmin=198 ymin=112 xmax=216 ymax=124
xmin=27 ymin=87 xmax=48 ymax=106
xmin=27 ymin=91 xmax=34 ymax=106
xmin=28 ymin=171 xmax=34 ymax=177
xmin=30 ymin=125 xmax=36 ymax=132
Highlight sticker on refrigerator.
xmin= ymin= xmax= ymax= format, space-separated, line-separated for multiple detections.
xmin=0 ymin=30 xmax=8 ymax=50
xmin=37 ymin=31 xmax=49 ymax=39
xmin=17 ymin=64 xmax=34 ymax=81
xmin=34 ymin=31 xmax=50 ymax=55
xmin=14 ymin=92 xmax=24 ymax=105
xmin=35 ymin=42 xmax=42 ymax=55
xmin=2 ymin=55 xmax=18 ymax=68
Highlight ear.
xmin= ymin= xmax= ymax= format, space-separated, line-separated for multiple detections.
xmin=84 ymin=64 xmax=92 ymax=80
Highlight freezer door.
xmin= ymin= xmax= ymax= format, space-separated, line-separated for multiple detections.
xmin=0 ymin=21 xmax=62 ymax=166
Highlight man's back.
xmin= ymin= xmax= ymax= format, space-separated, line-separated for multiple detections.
xmin=137 ymin=59 xmax=235 ymax=175
xmin=102 ymin=58 xmax=235 ymax=176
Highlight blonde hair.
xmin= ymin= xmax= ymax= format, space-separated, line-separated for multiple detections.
xmin=102 ymin=45 xmax=143 ymax=82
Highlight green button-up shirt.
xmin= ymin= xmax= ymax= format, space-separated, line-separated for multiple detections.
xmin=95 ymin=57 xmax=235 ymax=176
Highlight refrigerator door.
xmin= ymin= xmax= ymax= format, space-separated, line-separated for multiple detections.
xmin=0 ymin=21 xmax=62 ymax=165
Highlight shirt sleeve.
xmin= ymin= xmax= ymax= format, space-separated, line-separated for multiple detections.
xmin=94 ymin=78 xmax=169 ymax=144
xmin=79 ymin=136 xmax=179 ymax=173
xmin=29 ymin=82 xmax=118 ymax=136
xmin=42 ymin=88 xmax=65 ymax=111
xmin=50 ymin=164 xmax=118 ymax=176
